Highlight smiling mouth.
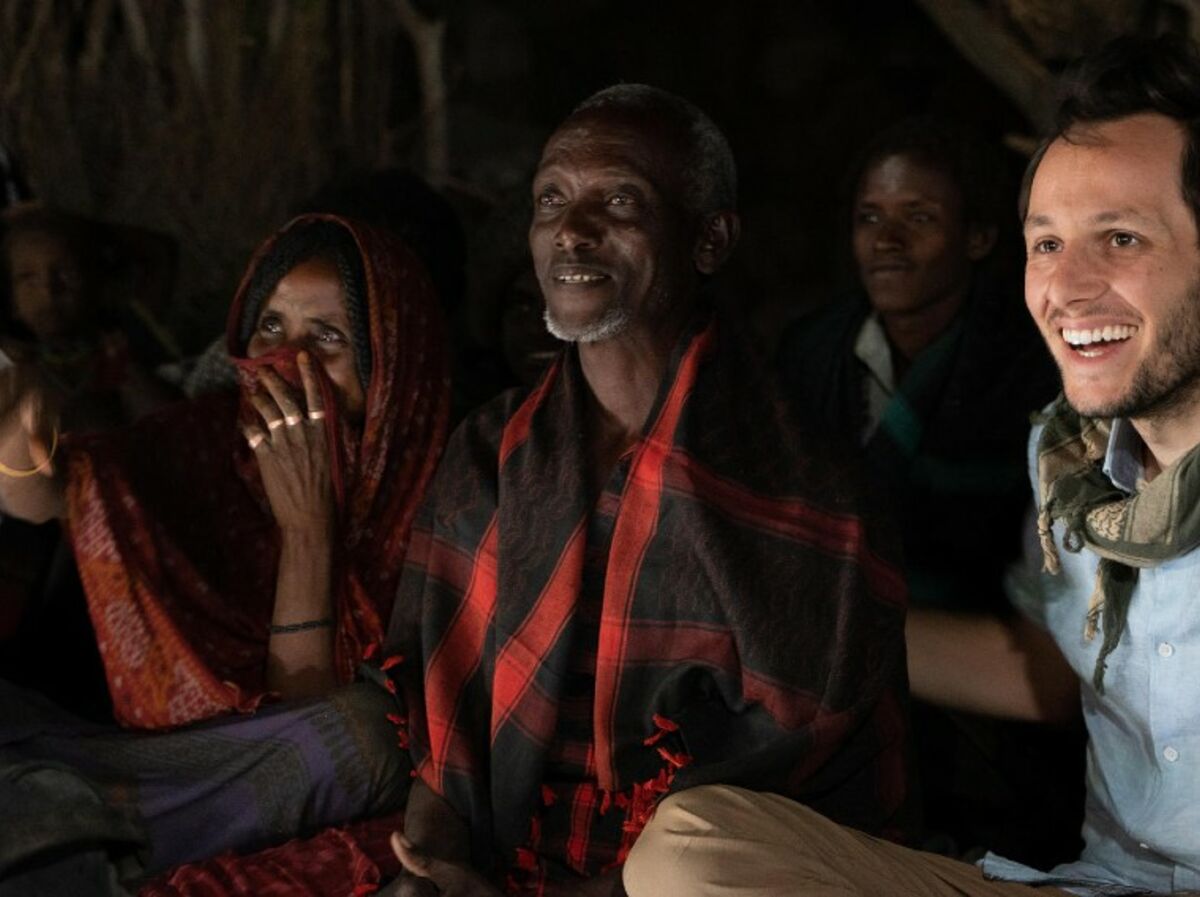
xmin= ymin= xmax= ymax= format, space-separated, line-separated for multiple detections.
xmin=867 ymin=260 xmax=913 ymax=275
xmin=553 ymin=272 xmax=610 ymax=285
xmin=1061 ymin=325 xmax=1138 ymax=358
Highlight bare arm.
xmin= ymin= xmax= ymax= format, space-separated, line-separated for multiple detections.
xmin=244 ymin=356 xmax=339 ymax=699
xmin=906 ymin=608 xmax=1080 ymax=723
xmin=0 ymin=374 xmax=66 ymax=523
xmin=266 ymin=524 xmax=337 ymax=697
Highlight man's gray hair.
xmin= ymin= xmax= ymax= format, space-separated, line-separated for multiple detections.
xmin=571 ymin=84 xmax=737 ymax=217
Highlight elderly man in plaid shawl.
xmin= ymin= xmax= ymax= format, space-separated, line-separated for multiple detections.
xmin=383 ymin=85 xmax=913 ymax=897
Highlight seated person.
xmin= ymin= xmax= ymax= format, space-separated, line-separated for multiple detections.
xmin=776 ymin=117 xmax=1073 ymax=862
xmin=0 ymin=214 xmax=450 ymax=728
xmin=0 ymin=204 xmax=179 ymax=427
xmin=0 ymin=675 xmax=410 ymax=886
xmin=179 ymin=168 xmax=467 ymax=406
xmin=0 ymin=206 xmax=182 ymax=720
xmin=776 ymin=116 xmax=1056 ymax=614
xmin=624 ymin=33 xmax=1200 ymax=897
xmin=382 ymin=85 xmax=912 ymax=897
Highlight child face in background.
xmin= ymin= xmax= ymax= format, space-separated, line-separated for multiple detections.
xmin=6 ymin=230 xmax=87 ymax=342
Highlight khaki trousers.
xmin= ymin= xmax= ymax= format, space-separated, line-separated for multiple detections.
xmin=622 ymin=785 xmax=1071 ymax=897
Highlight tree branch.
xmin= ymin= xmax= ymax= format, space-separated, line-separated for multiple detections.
xmin=4 ymin=0 xmax=53 ymax=107
xmin=339 ymin=1 xmax=354 ymax=136
xmin=915 ymin=0 xmax=1054 ymax=131
xmin=79 ymin=0 xmax=115 ymax=83
xmin=268 ymin=0 xmax=290 ymax=56
xmin=393 ymin=0 xmax=449 ymax=185
xmin=116 ymin=0 xmax=153 ymax=69
xmin=182 ymin=0 xmax=210 ymax=100
xmin=115 ymin=0 xmax=163 ymax=107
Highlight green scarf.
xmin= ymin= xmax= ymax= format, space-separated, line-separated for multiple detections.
xmin=1036 ymin=395 xmax=1200 ymax=692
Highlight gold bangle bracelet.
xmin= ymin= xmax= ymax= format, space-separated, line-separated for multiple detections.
xmin=0 ymin=427 xmax=58 ymax=478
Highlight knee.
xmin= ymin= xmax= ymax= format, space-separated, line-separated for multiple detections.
xmin=624 ymin=787 xmax=716 ymax=897
xmin=623 ymin=785 xmax=846 ymax=897
xmin=624 ymin=785 xmax=772 ymax=896
xmin=325 ymin=682 xmax=413 ymax=814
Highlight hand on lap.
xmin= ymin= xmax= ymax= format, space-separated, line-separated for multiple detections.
xmin=387 ymin=832 xmax=503 ymax=897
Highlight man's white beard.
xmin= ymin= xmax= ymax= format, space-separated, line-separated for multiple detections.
xmin=543 ymin=305 xmax=630 ymax=344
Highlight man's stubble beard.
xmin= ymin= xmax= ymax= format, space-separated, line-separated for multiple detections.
xmin=1066 ymin=277 xmax=1200 ymax=422
xmin=542 ymin=275 xmax=677 ymax=345
xmin=543 ymin=303 xmax=631 ymax=343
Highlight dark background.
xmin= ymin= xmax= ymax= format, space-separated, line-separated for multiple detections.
xmin=0 ymin=0 xmax=1178 ymax=353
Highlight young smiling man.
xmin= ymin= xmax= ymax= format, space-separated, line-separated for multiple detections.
xmin=383 ymin=85 xmax=911 ymax=896
xmin=1025 ymin=116 xmax=1200 ymax=474
xmin=625 ymin=34 xmax=1200 ymax=897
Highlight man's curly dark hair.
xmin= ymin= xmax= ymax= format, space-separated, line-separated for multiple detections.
xmin=1018 ymin=33 xmax=1200 ymax=225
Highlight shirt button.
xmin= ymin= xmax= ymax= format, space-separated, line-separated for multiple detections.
xmin=1158 ymin=642 xmax=1174 ymax=657
xmin=1163 ymin=746 xmax=1179 ymax=763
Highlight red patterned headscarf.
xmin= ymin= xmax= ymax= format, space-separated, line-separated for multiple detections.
xmin=66 ymin=215 xmax=450 ymax=728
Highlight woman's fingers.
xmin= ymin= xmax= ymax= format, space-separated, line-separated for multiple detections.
xmin=248 ymin=379 xmax=288 ymax=438
xmin=242 ymin=423 xmax=270 ymax=452
xmin=246 ymin=361 xmax=332 ymax=531
xmin=258 ymin=367 xmax=305 ymax=431
xmin=298 ymin=352 xmax=327 ymax=425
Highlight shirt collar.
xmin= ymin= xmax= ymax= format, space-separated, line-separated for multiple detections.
xmin=853 ymin=312 xmax=896 ymax=396
xmin=1103 ymin=418 xmax=1145 ymax=493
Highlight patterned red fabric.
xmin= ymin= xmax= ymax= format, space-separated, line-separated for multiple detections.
xmin=65 ymin=215 xmax=450 ymax=728
xmin=138 ymin=813 xmax=404 ymax=897
xmin=391 ymin=312 xmax=913 ymax=892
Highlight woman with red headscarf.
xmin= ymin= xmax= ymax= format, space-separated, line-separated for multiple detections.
xmin=0 ymin=215 xmax=449 ymax=891
xmin=0 ymin=214 xmax=449 ymax=728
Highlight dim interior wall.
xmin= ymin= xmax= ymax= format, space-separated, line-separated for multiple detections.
xmin=0 ymin=0 xmax=1028 ymax=356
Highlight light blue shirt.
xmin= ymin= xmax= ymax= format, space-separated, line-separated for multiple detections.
xmin=981 ymin=418 xmax=1200 ymax=895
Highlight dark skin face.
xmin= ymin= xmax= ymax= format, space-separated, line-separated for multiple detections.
xmin=6 ymin=231 xmax=87 ymax=342
xmin=246 ymin=255 xmax=365 ymax=420
xmin=528 ymin=108 xmax=740 ymax=490
xmin=529 ymin=109 xmax=701 ymax=346
xmin=852 ymin=153 xmax=994 ymax=361
xmin=383 ymin=106 xmax=742 ymax=897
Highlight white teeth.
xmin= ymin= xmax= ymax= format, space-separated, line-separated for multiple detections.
xmin=1061 ymin=325 xmax=1136 ymax=347
xmin=555 ymin=273 xmax=606 ymax=283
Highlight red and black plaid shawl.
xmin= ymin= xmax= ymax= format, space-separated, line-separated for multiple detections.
xmin=391 ymin=311 xmax=912 ymax=886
